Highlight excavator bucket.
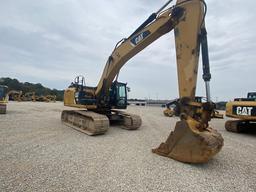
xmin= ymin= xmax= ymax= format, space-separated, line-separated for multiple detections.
xmin=153 ymin=118 xmax=223 ymax=163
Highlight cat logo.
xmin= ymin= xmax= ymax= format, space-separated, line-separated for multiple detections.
xmin=135 ymin=33 xmax=144 ymax=45
xmin=130 ymin=30 xmax=151 ymax=46
xmin=236 ymin=106 xmax=253 ymax=116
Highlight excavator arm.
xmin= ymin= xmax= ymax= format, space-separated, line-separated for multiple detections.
xmin=150 ymin=1 xmax=223 ymax=163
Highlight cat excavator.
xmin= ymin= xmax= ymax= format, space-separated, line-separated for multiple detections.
xmin=62 ymin=0 xmax=223 ymax=163
xmin=225 ymin=92 xmax=256 ymax=132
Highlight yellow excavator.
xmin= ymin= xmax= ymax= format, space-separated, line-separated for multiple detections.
xmin=21 ymin=92 xmax=36 ymax=101
xmin=35 ymin=94 xmax=56 ymax=102
xmin=0 ymin=85 xmax=8 ymax=114
xmin=225 ymin=92 xmax=256 ymax=132
xmin=62 ymin=0 xmax=223 ymax=163
xmin=8 ymin=90 xmax=22 ymax=101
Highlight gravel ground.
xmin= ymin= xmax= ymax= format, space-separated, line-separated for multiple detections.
xmin=0 ymin=102 xmax=256 ymax=192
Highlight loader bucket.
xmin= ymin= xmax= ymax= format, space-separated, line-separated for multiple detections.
xmin=152 ymin=118 xmax=223 ymax=163
xmin=163 ymin=108 xmax=175 ymax=117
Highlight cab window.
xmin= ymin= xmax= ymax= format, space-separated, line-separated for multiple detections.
xmin=118 ymin=85 xmax=126 ymax=98
xmin=0 ymin=87 xmax=4 ymax=99
xmin=248 ymin=93 xmax=256 ymax=99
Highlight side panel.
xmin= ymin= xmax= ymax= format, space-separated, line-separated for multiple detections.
xmin=64 ymin=88 xmax=76 ymax=106
xmin=226 ymin=101 xmax=256 ymax=120
xmin=64 ymin=87 xmax=97 ymax=109
xmin=175 ymin=0 xmax=204 ymax=98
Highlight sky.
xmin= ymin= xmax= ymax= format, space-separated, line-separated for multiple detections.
xmin=0 ymin=0 xmax=256 ymax=101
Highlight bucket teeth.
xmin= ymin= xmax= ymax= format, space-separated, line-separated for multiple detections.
xmin=152 ymin=119 xmax=223 ymax=163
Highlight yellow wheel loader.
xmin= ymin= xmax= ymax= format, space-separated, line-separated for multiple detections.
xmin=62 ymin=0 xmax=223 ymax=163
xmin=45 ymin=95 xmax=56 ymax=102
xmin=21 ymin=92 xmax=36 ymax=101
xmin=0 ymin=85 xmax=8 ymax=114
xmin=225 ymin=92 xmax=256 ymax=132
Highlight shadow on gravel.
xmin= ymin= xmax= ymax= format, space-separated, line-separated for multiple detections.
xmin=229 ymin=126 xmax=256 ymax=136
xmin=5 ymin=110 xmax=28 ymax=115
xmin=191 ymin=158 xmax=222 ymax=170
xmin=236 ymin=128 xmax=256 ymax=136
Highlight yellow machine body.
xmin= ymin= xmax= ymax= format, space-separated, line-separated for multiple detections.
xmin=64 ymin=87 xmax=97 ymax=109
xmin=225 ymin=93 xmax=256 ymax=132
xmin=226 ymin=101 xmax=256 ymax=120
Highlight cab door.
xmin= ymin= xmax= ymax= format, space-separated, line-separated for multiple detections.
xmin=110 ymin=81 xmax=127 ymax=109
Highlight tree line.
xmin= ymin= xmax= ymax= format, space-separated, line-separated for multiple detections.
xmin=0 ymin=77 xmax=64 ymax=101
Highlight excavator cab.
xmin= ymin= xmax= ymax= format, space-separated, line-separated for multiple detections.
xmin=0 ymin=85 xmax=8 ymax=114
xmin=109 ymin=81 xmax=127 ymax=109
xmin=0 ymin=86 xmax=7 ymax=100
xmin=246 ymin=92 xmax=256 ymax=101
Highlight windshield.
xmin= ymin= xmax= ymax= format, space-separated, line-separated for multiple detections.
xmin=248 ymin=92 xmax=256 ymax=99
xmin=118 ymin=85 xmax=126 ymax=98
xmin=0 ymin=87 xmax=4 ymax=99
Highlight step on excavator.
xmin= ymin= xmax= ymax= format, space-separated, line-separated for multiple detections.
xmin=225 ymin=92 xmax=256 ymax=132
xmin=0 ymin=85 xmax=8 ymax=114
xmin=62 ymin=0 xmax=223 ymax=163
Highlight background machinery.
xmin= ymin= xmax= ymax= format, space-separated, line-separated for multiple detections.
xmin=163 ymin=96 xmax=224 ymax=118
xmin=21 ymin=92 xmax=36 ymax=102
xmin=8 ymin=90 xmax=22 ymax=101
xmin=225 ymin=92 xmax=256 ymax=132
xmin=7 ymin=90 xmax=56 ymax=102
xmin=62 ymin=0 xmax=223 ymax=163
xmin=0 ymin=85 xmax=8 ymax=114
xmin=34 ymin=94 xmax=56 ymax=102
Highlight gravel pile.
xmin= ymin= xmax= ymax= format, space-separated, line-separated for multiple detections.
xmin=0 ymin=102 xmax=255 ymax=192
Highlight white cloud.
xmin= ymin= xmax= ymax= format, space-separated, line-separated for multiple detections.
xmin=0 ymin=0 xmax=256 ymax=101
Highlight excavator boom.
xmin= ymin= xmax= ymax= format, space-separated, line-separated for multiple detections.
xmin=95 ymin=5 xmax=185 ymax=99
